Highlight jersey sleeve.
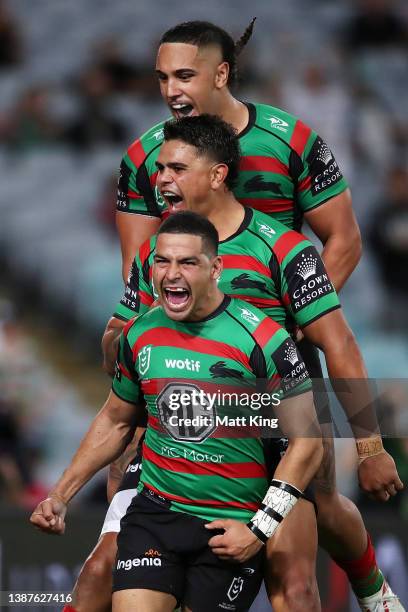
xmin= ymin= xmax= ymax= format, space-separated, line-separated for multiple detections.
xmin=290 ymin=121 xmax=348 ymax=212
xmin=112 ymin=326 xmax=142 ymax=405
xmin=114 ymin=238 xmax=155 ymax=321
xmin=116 ymin=143 xmax=164 ymax=218
xmin=272 ymin=231 xmax=341 ymax=327
xmin=252 ymin=319 xmax=312 ymax=398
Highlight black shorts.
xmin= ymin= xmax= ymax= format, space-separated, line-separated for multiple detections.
xmin=113 ymin=492 xmax=264 ymax=611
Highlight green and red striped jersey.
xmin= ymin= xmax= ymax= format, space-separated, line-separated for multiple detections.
xmin=117 ymin=103 xmax=348 ymax=231
xmin=114 ymin=207 xmax=341 ymax=331
xmin=112 ymin=295 xmax=312 ymax=522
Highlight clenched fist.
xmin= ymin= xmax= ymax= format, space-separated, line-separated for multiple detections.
xmin=30 ymin=494 xmax=67 ymax=535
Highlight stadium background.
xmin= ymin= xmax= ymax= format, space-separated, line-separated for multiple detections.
xmin=0 ymin=0 xmax=407 ymax=610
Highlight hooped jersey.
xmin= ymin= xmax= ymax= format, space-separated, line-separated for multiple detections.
xmin=114 ymin=207 xmax=341 ymax=332
xmin=112 ymin=296 xmax=312 ymax=522
xmin=117 ymin=102 xmax=348 ymax=231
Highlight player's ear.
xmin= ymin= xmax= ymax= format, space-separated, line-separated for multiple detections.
xmin=211 ymin=255 xmax=223 ymax=280
xmin=210 ymin=163 xmax=229 ymax=190
xmin=215 ymin=61 xmax=229 ymax=89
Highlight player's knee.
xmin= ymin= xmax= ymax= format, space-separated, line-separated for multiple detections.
xmin=79 ymin=538 xmax=117 ymax=586
xmin=269 ymin=566 xmax=318 ymax=611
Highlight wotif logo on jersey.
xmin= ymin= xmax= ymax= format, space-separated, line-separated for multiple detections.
xmin=265 ymin=115 xmax=289 ymax=132
xmin=164 ymin=357 xmax=201 ymax=372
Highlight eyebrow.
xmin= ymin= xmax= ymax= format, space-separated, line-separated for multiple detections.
xmin=154 ymin=254 xmax=199 ymax=263
xmin=155 ymin=161 xmax=189 ymax=170
xmin=155 ymin=69 xmax=197 ymax=77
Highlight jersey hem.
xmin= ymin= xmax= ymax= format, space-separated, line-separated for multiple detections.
xmin=301 ymin=304 xmax=342 ymax=328
xmin=302 ymin=186 xmax=348 ymax=214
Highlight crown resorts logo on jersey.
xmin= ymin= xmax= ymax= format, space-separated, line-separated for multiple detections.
xmin=307 ymin=136 xmax=343 ymax=197
xmin=256 ymin=221 xmax=276 ymax=238
xmin=238 ymin=307 xmax=260 ymax=325
xmin=296 ymin=253 xmax=318 ymax=281
xmin=265 ymin=115 xmax=289 ymax=132
xmin=271 ymin=338 xmax=309 ymax=394
xmin=138 ymin=345 xmax=152 ymax=376
xmin=284 ymin=246 xmax=335 ymax=313
xmin=284 ymin=345 xmax=299 ymax=366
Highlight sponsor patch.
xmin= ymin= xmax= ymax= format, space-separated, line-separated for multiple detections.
xmin=271 ymin=338 xmax=309 ymax=394
xmin=307 ymin=136 xmax=343 ymax=196
xmin=284 ymin=246 xmax=335 ymax=313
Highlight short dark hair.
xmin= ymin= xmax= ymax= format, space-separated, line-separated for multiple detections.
xmin=163 ymin=114 xmax=240 ymax=190
xmin=157 ymin=211 xmax=219 ymax=257
xmin=160 ymin=19 xmax=256 ymax=86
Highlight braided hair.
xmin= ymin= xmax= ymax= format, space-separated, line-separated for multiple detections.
xmin=160 ymin=19 xmax=256 ymax=86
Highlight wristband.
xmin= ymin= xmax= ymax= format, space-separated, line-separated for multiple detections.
xmin=356 ymin=435 xmax=384 ymax=464
xmin=247 ymin=479 xmax=302 ymax=543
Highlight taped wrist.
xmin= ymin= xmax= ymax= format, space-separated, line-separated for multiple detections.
xmin=356 ymin=435 xmax=384 ymax=464
xmin=247 ymin=479 xmax=302 ymax=543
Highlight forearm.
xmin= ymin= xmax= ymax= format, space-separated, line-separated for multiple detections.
xmin=107 ymin=427 xmax=145 ymax=502
xmin=273 ymin=437 xmax=323 ymax=492
xmin=50 ymin=404 xmax=134 ymax=504
xmin=102 ymin=318 xmax=126 ymax=376
xmin=323 ymin=334 xmax=380 ymax=439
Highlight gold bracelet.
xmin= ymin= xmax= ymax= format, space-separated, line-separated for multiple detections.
xmin=356 ymin=436 xmax=384 ymax=463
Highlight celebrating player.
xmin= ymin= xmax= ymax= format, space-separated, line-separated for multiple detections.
xmin=31 ymin=212 xmax=323 ymax=612
xmin=103 ymin=114 xmax=402 ymax=611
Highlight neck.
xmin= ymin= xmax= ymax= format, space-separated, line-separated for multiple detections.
xmin=205 ymin=193 xmax=245 ymax=241
xmin=188 ymin=289 xmax=225 ymax=321
xmin=216 ymin=90 xmax=249 ymax=134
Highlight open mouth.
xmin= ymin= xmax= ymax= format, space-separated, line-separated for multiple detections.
xmin=161 ymin=191 xmax=185 ymax=212
xmin=163 ymin=287 xmax=191 ymax=311
xmin=170 ymin=103 xmax=194 ymax=118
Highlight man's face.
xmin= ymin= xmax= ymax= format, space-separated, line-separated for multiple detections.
xmin=153 ymin=233 xmax=221 ymax=322
xmin=156 ymin=139 xmax=223 ymax=214
xmin=156 ymin=42 xmax=228 ymax=118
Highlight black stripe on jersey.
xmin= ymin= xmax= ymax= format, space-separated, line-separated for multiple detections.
xmin=135 ymin=162 xmax=160 ymax=217
xmin=117 ymin=159 xmax=131 ymax=210
xmin=142 ymin=247 xmax=155 ymax=285
xmin=123 ymin=336 xmax=139 ymax=384
xmin=289 ymin=150 xmax=304 ymax=232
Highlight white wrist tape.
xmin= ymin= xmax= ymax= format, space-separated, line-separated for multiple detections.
xmin=247 ymin=479 xmax=303 ymax=543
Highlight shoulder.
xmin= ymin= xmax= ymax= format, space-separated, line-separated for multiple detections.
xmin=123 ymin=306 xmax=164 ymax=340
xmin=251 ymin=102 xmax=315 ymax=156
xmin=227 ymin=298 xmax=283 ymax=343
xmin=123 ymin=119 xmax=168 ymax=170
xmin=248 ymin=208 xmax=301 ymax=246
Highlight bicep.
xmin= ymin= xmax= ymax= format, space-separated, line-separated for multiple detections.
xmin=304 ymin=189 xmax=359 ymax=245
xmin=303 ymin=307 xmax=352 ymax=351
xmin=116 ymin=213 xmax=161 ymax=282
xmin=103 ymin=390 xmax=143 ymax=428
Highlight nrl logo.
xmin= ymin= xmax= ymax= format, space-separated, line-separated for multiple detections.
xmin=227 ymin=576 xmax=244 ymax=602
xmin=138 ymin=345 xmax=152 ymax=376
